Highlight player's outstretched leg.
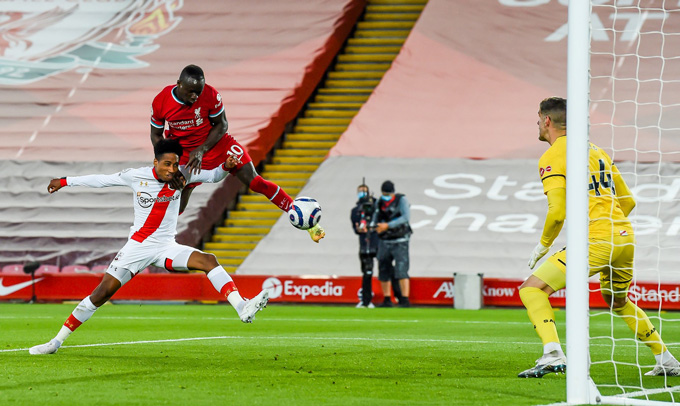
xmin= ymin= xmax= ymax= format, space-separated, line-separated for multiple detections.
xmin=518 ymin=281 xmax=566 ymax=378
xmin=611 ymin=299 xmax=680 ymax=376
xmin=207 ymin=264 xmax=269 ymax=323
xmin=29 ymin=274 xmax=121 ymax=355
xmin=198 ymin=250 xmax=269 ymax=323
xmin=248 ymin=175 xmax=293 ymax=212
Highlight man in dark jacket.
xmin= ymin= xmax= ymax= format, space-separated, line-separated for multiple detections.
xmin=371 ymin=180 xmax=412 ymax=308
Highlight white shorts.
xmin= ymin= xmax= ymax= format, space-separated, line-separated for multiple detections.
xmin=106 ymin=239 xmax=199 ymax=285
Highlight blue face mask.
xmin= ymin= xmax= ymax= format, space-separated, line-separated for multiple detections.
xmin=357 ymin=191 xmax=367 ymax=199
xmin=380 ymin=194 xmax=391 ymax=201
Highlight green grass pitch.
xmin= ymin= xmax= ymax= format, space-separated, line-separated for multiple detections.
xmin=1 ymin=303 xmax=679 ymax=406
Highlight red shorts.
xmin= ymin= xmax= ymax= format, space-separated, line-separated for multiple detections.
xmin=179 ymin=134 xmax=252 ymax=188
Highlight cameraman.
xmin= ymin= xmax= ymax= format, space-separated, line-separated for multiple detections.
xmin=370 ymin=180 xmax=412 ymax=308
xmin=351 ymin=183 xmax=379 ymax=308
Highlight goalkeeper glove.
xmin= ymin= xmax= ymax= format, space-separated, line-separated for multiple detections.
xmin=528 ymin=243 xmax=551 ymax=269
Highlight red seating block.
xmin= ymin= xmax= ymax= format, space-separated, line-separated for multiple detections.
xmin=61 ymin=265 xmax=91 ymax=274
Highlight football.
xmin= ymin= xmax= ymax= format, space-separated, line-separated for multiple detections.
xmin=288 ymin=197 xmax=322 ymax=230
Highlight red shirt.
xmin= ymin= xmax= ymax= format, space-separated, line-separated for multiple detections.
xmin=151 ymin=84 xmax=228 ymax=169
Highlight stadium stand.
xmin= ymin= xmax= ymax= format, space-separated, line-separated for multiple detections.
xmin=7 ymin=0 xmax=678 ymax=287
xmin=0 ymin=1 xmax=364 ymax=269
xmin=90 ymin=266 xmax=109 ymax=274
xmin=61 ymin=265 xmax=91 ymax=274
xmin=204 ymin=0 xmax=425 ymax=270
xmin=237 ymin=0 xmax=680 ymax=283
xmin=34 ymin=265 xmax=59 ymax=276
xmin=1 ymin=264 xmax=24 ymax=274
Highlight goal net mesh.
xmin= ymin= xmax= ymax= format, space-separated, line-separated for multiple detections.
xmin=588 ymin=0 xmax=680 ymax=403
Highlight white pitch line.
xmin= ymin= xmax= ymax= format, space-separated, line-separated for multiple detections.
xmin=0 ymin=335 xmax=540 ymax=353
xmin=618 ymin=384 xmax=680 ymax=399
xmin=4 ymin=332 xmax=678 ymax=354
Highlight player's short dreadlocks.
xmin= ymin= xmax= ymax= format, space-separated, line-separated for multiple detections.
xmin=154 ymin=138 xmax=183 ymax=159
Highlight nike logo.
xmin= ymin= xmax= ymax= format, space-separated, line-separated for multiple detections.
xmin=0 ymin=277 xmax=44 ymax=297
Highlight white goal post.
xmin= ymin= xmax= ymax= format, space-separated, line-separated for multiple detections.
xmin=568 ymin=1 xmax=680 ymax=404
xmin=566 ymin=0 xmax=593 ymax=404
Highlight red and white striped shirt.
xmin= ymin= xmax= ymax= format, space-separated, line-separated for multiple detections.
xmin=63 ymin=166 xmax=229 ymax=244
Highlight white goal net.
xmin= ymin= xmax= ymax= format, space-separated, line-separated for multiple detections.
xmin=570 ymin=0 xmax=680 ymax=404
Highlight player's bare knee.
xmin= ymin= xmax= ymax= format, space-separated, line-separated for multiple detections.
xmin=206 ymin=253 xmax=219 ymax=268
xmin=193 ymin=252 xmax=219 ymax=272
xmin=237 ymin=163 xmax=257 ymax=185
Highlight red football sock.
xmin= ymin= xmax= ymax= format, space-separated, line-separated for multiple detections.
xmin=249 ymin=175 xmax=293 ymax=211
xmin=64 ymin=314 xmax=83 ymax=332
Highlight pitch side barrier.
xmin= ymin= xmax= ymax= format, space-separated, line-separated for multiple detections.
xmin=2 ymin=274 xmax=680 ymax=309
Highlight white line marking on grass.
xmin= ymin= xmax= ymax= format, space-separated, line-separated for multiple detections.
xmin=1 ymin=335 xmax=544 ymax=353
xmin=617 ymin=385 xmax=680 ymax=398
xmin=541 ymin=385 xmax=680 ymax=406
xmin=3 ymin=333 xmax=676 ymax=354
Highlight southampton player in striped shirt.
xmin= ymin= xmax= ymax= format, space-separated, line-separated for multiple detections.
xmin=150 ymin=64 xmax=325 ymax=243
xmin=518 ymin=97 xmax=680 ymax=378
xmin=29 ymin=139 xmax=269 ymax=355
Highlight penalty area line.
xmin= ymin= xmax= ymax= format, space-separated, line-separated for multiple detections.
xmin=1 ymin=335 xmax=542 ymax=353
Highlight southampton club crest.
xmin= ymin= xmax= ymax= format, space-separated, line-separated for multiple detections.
xmin=0 ymin=0 xmax=183 ymax=85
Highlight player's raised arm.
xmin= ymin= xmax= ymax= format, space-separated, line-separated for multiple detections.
xmin=183 ymin=153 xmax=240 ymax=184
xmin=150 ymin=91 xmax=166 ymax=147
xmin=47 ymin=171 xmax=133 ymax=194
xmin=150 ymin=125 xmax=164 ymax=147
xmin=47 ymin=178 xmax=66 ymax=194
xmin=185 ymin=110 xmax=228 ymax=175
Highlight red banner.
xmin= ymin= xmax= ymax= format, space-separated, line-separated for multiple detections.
xmin=1 ymin=273 xmax=679 ymax=310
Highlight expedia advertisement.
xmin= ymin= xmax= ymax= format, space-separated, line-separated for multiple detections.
xmin=4 ymin=273 xmax=680 ymax=310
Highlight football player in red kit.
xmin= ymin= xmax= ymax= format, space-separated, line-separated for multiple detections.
xmin=150 ymin=64 xmax=325 ymax=242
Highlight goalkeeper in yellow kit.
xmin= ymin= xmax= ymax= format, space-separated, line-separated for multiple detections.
xmin=518 ymin=97 xmax=680 ymax=378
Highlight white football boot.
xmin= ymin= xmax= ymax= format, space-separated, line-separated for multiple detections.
xmin=645 ymin=356 xmax=680 ymax=376
xmin=239 ymin=290 xmax=270 ymax=323
xmin=29 ymin=338 xmax=61 ymax=355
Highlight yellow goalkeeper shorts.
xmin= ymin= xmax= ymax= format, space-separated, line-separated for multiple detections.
xmin=532 ymin=234 xmax=635 ymax=298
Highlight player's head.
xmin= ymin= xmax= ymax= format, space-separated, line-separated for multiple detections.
xmin=153 ymin=139 xmax=183 ymax=182
xmin=538 ymin=97 xmax=566 ymax=142
xmin=176 ymin=64 xmax=205 ymax=105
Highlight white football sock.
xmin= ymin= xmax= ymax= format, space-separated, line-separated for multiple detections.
xmin=73 ymin=296 xmax=98 ymax=322
xmin=55 ymin=326 xmax=72 ymax=344
xmin=55 ymin=296 xmax=98 ymax=343
xmin=544 ymin=342 xmax=565 ymax=357
xmin=207 ymin=266 xmax=245 ymax=312
xmin=655 ymin=350 xmax=676 ymax=364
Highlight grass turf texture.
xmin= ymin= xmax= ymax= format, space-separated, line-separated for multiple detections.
xmin=1 ymin=304 xmax=680 ymax=405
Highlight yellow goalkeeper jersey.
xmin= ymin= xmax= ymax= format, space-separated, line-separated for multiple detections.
xmin=538 ymin=136 xmax=634 ymax=239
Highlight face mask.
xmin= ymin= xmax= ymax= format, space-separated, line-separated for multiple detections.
xmin=380 ymin=194 xmax=391 ymax=201
xmin=357 ymin=191 xmax=367 ymax=199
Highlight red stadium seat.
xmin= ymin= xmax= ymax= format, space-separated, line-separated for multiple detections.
xmin=61 ymin=265 xmax=91 ymax=274
xmin=1 ymin=264 xmax=24 ymax=274
xmin=91 ymin=265 xmax=109 ymax=273
xmin=35 ymin=265 xmax=60 ymax=276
